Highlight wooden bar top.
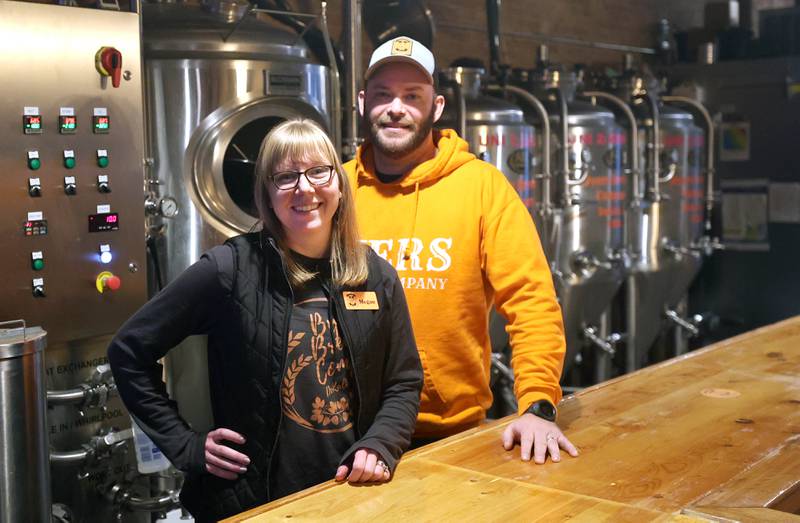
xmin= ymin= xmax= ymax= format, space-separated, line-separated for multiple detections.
xmin=226 ymin=317 xmax=800 ymax=522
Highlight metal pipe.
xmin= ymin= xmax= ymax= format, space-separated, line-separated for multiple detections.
xmin=486 ymin=0 xmax=502 ymax=77
xmin=661 ymin=95 xmax=715 ymax=233
xmin=453 ymin=80 xmax=467 ymax=139
xmin=47 ymin=387 xmax=88 ymax=406
xmin=625 ymin=275 xmax=638 ymax=373
xmin=437 ymin=21 xmax=657 ymax=55
xmin=342 ymin=0 xmax=362 ymax=160
xmin=582 ymin=90 xmax=641 ymax=201
xmin=503 ymin=85 xmax=552 ymax=214
xmin=642 ymin=92 xmax=661 ymax=201
xmin=552 ymin=87 xmax=573 ymax=205
xmin=123 ymin=491 xmax=181 ymax=513
xmin=319 ymin=2 xmax=342 ymax=155
xmin=50 ymin=449 xmax=89 ymax=465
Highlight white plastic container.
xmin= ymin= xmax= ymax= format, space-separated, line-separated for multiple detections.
xmin=130 ymin=417 xmax=172 ymax=474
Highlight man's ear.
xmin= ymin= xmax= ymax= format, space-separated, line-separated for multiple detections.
xmin=432 ymin=94 xmax=446 ymax=123
xmin=357 ymin=90 xmax=366 ymax=117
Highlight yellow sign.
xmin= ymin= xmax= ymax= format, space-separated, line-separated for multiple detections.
xmin=343 ymin=291 xmax=379 ymax=310
xmin=391 ymin=38 xmax=413 ymax=56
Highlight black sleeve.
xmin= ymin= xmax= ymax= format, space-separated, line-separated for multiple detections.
xmin=342 ymin=272 xmax=423 ymax=473
xmin=107 ymin=245 xmax=234 ymax=475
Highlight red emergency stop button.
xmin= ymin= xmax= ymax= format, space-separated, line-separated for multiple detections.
xmin=95 ymin=271 xmax=121 ymax=293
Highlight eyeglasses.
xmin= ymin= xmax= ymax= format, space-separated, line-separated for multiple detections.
xmin=270 ymin=165 xmax=335 ymax=191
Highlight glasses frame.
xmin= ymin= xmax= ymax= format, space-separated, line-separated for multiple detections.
xmin=269 ymin=165 xmax=335 ymax=191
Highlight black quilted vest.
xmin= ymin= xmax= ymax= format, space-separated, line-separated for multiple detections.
xmin=180 ymin=232 xmax=391 ymax=522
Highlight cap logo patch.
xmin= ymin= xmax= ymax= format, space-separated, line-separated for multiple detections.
xmin=391 ymin=38 xmax=413 ymax=56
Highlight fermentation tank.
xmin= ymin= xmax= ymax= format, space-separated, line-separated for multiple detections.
xmin=142 ymin=2 xmax=334 ymax=429
xmin=615 ymin=70 xmax=709 ymax=369
xmin=509 ymin=62 xmax=628 ymax=379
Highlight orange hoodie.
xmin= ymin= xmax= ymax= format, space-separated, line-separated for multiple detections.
xmin=344 ymin=129 xmax=565 ymax=438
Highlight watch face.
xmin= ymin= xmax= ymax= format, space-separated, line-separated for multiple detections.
xmin=530 ymin=400 xmax=556 ymax=421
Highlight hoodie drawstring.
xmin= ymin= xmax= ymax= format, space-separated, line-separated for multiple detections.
xmin=403 ymin=181 xmax=421 ymax=261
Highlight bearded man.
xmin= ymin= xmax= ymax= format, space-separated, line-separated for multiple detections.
xmin=343 ymin=36 xmax=577 ymax=464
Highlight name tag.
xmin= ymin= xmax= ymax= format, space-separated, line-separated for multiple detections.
xmin=343 ymin=291 xmax=379 ymax=310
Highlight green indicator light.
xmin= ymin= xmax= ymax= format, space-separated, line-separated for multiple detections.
xmin=32 ymin=259 xmax=44 ymax=271
xmin=28 ymin=158 xmax=41 ymax=171
xmin=64 ymin=157 xmax=76 ymax=169
xmin=98 ymin=156 xmax=109 ymax=168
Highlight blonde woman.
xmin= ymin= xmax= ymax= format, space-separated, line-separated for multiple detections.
xmin=109 ymin=119 xmax=422 ymax=522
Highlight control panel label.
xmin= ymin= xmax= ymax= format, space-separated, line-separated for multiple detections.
xmin=97 ymin=204 xmax=111 ymax=213
xmin=59 ymin=107 xmax=75 ymax=116
xmin=28 ymin=211 xmax=43 ymax=221
xmin=93 ymin=107 xmax=108 ymax=116
xmin=23 ymin=106 xmax=40 ymax=115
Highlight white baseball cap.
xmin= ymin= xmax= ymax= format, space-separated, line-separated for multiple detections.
xmin=365 ymin=36 xmax=435 ymax=83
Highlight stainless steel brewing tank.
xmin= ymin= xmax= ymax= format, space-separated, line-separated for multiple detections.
xmin=143 ymin=3 xmax=332 ymax=429
xmin=541 ymin=100 xmax=627 ymax=368
xmin=656 ymin=105 xmax=705 ymax=304
xmin=438 ymin=68 xmax=537 ymax=212
xmin=625 ymin=102 xmax=705 ymax=365
xmin=0 ymin=325 xmax=50 ymax=523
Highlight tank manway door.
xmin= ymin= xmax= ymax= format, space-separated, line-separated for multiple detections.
xmin=187 ymin=97 xmax=330 ymax=236
xmin=0 ymin=2 xmax=147 ymax=345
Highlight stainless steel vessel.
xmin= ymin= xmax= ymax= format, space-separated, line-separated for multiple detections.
xmin=142 ymin=2 xmax=334 ymax=430
xmin=509 ymin=62 xmax=628 ymax=378
xmin=0 ymin=324 xmax=50 ymax=523
xmin=614 ymin=70 xmax=710 ymax=369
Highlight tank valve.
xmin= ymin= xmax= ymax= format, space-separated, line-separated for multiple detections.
xmin=48 ymin=364 xmax=117 ymax=412
xmin=664 ymin=309 xmax=701 ymax=337
xmin=572 ymin=251 xmax=613 ymax=275
xmin=583 ymin=326 xmax=621 ymax=355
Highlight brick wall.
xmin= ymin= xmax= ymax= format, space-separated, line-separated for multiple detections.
xmin=296 ymin=0 xmax=794 ymax=75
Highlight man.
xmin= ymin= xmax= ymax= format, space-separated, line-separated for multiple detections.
xmin=343 ymin=36 xmax=577 ymax=464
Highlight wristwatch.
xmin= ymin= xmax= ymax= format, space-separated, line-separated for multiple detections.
xmin=525 ymin=399 xmax=556 ymax=422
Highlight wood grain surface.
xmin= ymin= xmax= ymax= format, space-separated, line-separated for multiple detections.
xmin=225 ymin=317 xmax=800 ymax=522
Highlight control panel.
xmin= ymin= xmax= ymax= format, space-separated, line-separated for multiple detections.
xmin=0 ymin=2 xmax=147 ymax=344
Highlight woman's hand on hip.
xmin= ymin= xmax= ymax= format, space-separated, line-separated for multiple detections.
xmin=205 ymin=428 xmax=250 ymax=480
xmin=335 ymin=448 xmax=391 ymax=484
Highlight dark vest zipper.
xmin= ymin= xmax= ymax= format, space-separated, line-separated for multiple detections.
xmin=324 ymin=283 xmax=364 ymax=439
xmin=264 ymin=253 xmax=294 ymax=502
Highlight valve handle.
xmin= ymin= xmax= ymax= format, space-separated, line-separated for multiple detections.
xmin=95 ymin=47 xmax=122 ymax=88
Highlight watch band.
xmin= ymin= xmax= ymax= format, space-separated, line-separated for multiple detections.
xmin=525 ymin=399 xmax=556 ymax=422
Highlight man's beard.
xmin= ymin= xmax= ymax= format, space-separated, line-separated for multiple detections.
xmin=365 ymin=106 xmax=436 ymax=159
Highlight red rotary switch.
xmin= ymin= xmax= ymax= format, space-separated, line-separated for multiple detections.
xmin=95 ymin=47 xmax=123 ymax=88
xmin=95 ymin=271 xmax=122 ymax=293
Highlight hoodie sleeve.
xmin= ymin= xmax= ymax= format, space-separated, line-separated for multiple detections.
xmin=479 ymin=167 xmax=566 ymax=414
xmin=107 ymin=245 xmax=234 ymax=474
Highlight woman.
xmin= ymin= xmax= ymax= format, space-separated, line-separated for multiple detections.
xmin=108 ymin=119 xmax=422 ymax=522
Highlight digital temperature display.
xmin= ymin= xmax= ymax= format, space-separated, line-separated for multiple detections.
xmin=23 ymin=115 xmax=42 ymax=134
xmin=93 ymin=115 xmax=110 ymax=134
xmin=59 ymin=115 xmax=77 ymax=134
xmin=88 ymin=212 xmax=119 ymax=232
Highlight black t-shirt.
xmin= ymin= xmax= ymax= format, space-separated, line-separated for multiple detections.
xmin=375 ymin=170 xmax=404 ymax=184
xmin=271 ymin=253 xmax=357 ymax=499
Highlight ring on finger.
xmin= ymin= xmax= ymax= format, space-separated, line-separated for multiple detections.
xmin=546 ymin=432 xmax=557 ymax=442
xmin=377 ymin=460 xmax=389 ymax=475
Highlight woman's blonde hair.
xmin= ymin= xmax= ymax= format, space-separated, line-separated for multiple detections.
xmin=254 ymin=119 xmax=368 ymax=288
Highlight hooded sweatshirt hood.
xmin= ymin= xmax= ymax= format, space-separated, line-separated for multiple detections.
xmin=352 ymin=129 xmax=475 ymax=188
